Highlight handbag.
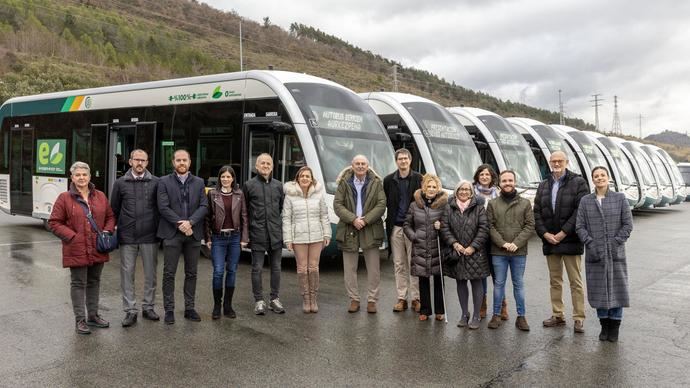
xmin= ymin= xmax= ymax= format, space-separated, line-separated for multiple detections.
xmin=77 ymin=201 xmax=119 ymax=253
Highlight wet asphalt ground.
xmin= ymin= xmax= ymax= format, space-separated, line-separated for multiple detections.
xmin=1 ymin=203 xmax=689 ymax=387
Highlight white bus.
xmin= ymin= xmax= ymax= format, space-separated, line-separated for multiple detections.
xmin=612 ymin=138 xmax=661 ymax=208
xmin=652 ymin=146 xmax=686 ymax=204
xmin=639 ymin=144 xmax=676 ymax=206
xmin=0 ymin=70 xmax=396 ymax=255
xmin=359 ymin=92 xmax=482 ymax=189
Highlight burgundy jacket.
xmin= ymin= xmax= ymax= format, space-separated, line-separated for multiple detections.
xmin=205 ymin=187 xmax=249 ymax=244
xmin=49 ymin=183 xmax=116 ymax=268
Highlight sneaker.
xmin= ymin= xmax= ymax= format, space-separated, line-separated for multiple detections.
xmin=121 ymin=312 xmax=138 ymax=327
xmin=457 ymin=315 xmax=470 ymax=328
xmin=468 ymin=318 xmax=481 ymax=330
xmin=184 ymin=309 xmax=201 ymax=322
xmin=86 ymin=315 xmax=110 ymax=328
xmin=543 ymin=316 xmax=566 ymax=327
xmin=254 ymin=300 xmax=267 ymax=315
xmin=392 ymin=299 xmax=408 ymax=312
xmin=516 ymin=316 xmax=531 ymax=331
xmin=142 ymin=309 xmax=160 ymax=321
xmin=75 ymin=319 xmax=91 ymax=335
xmin=269 ymin=298 xmax=286 ymax=314
xmin=574 ymin=319 xmax=585 ymax=333
xmin=488 ymin=314 xmax=502 ymax=329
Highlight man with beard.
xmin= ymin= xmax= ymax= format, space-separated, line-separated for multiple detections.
xmin=486 ymin=170 xmax=534 ymax=331
xmin=157 ymin=149 xmax=208 ymax=324
xmin=111 ymin=149 xmax=160 ymax=327
xmin=534 ymin=151 xmax=589 ymax=334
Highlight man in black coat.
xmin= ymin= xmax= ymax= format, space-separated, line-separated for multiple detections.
xmin=110 ymin=149 xmax=160 ymax=327
xmin=533 ymin=151 xmax=589 ymax=333
xmin=383 ymin=148 xmax=422 ymax=313
xmin=157 ymin=149 xmax=208 ymax=324
xmin=243 ymin=153 xmax=285 ymax=315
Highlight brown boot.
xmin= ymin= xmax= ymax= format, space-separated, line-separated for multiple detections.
xmin=298 ymin=273 xmax=310 ymax=313
xmin=393 ymin=299 xmax=408 ymax=312
xmin=348 ymin=300 xmax=360 ymax=313
xmin=500 ymin=299 xmax=509 ymax=321
xmin=488 ymin=314 xmax=502 ymax=329
xmin=516 ymin=316 xmax=530 ymax=331
xmin=479 ymin=295 xmax=487 ymax=319
xmin=308 ymin=271 xmax=319 ymax=313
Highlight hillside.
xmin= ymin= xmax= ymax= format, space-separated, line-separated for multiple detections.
xmin=0 ymin=0 xmax=688 ymax=161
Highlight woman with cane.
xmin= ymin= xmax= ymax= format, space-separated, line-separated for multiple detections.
xmin=404 ymin=174 xmax=448 ymax=322
xmin=440 ymin=180 xmax=490 ymax=329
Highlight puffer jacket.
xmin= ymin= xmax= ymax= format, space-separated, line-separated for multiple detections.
xmin=440 ymin=196 xmax=490 ymax=280
xmin=205 ymin=186 xmax=249 ymax=244
xmin=243 ymin=174 xmax=284 ymax=251
xmin=49 ymin=183 xmax=116 ymax=268
xmin=283 ymin=181 xmax=331 ymax=244
xmin=334 ymin=167 xmax=386 ymax=252
xmin=486 ymin=193 xmax=535 ymax=256
xmin=403 ymin=189 xmax=448 ymax=278
xmin=110 ymin=168 xmax=159 ymax=244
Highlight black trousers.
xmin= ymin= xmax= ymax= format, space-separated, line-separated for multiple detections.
xmin=419 ymin=275 xmax=445 ymax=315
xmin=162 ymin=232 xmax=201 ymax=311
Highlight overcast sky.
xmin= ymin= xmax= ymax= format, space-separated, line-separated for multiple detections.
xmin=204 ymin=0 xmax=690 ymax=137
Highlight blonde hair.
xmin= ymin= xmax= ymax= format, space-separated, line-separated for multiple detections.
xmin=421 ymin=174 xmax=442 ymax=195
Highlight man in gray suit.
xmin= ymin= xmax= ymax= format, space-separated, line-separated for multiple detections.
xmin=157 ymin=149 xmax=208 ymax=324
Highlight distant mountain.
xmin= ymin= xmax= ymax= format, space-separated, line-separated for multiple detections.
xmin=645 ymin=131 xmax=690 ymax=147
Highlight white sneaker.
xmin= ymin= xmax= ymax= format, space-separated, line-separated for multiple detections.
xmin=269 ymin=298 xmax=285 ymax=314
xmin=254 ymin=300 xmax=266 ymax=315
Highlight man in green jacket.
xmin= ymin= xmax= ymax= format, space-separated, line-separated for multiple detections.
xmin=334 ymin=155 xmax=386 ymax=314
xmin=486 ymin=170 xmax=535 ymax=331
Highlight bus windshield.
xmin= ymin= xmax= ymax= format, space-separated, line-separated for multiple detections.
xmin=567 ymin=132 xmax=610 ymax=176
xmin=531 ymin=125 xmax=582 ymax=176
xmin=286 ymin=82 xmax=396 ymax=193
xmin=403 ymin=102 xmax=482 ymax=189
xmin=623 ymin=144 xmax=655 ymax=186
xmin=597 ymin=138 xmax=636 ymax=186
xmin=649 ymin=152 xmax=672 ymax=185
xmin=479 ymin=115 xmax=542 ymax=188
xmin=658 ymin=150 xmax=684 ymax=185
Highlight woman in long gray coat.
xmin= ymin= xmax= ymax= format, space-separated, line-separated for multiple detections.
xmin=576 ymin=166 xmax=633 ymax=342
xmin=404 ymin=174 xmax=448 ymax=322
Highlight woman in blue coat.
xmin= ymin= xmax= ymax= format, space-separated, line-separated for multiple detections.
xmin=576 ymin=166 xmax=633 ymax=342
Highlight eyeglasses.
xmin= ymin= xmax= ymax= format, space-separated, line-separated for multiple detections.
xmin=131 ymin=158 xmax=148 ymax=163
xmin=457 ymin=188 xmax=472 ymax=192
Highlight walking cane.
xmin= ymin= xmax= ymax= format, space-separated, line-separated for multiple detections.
xmin=437 ymin=235 xmax=448 ymax=324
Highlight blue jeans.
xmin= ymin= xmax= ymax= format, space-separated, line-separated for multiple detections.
xmin=596 ymin=307 xmax=623 ymax=320
xmin=492 ymin=255 xmax=526 ymax=316
xmin=211 ymin=232 xmax=241 ymax=289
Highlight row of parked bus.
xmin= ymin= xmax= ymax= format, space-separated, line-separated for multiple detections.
xmin=0 ymin=70 xmax=687 ymax=234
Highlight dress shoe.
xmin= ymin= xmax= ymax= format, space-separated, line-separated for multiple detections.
xmin=393 ymin=299 xmax=408 ymax=312
xmin=86 ymin=315 xmax=110 ymax=328
xmin=184 ymin=309 xmax=201 ymax=322
xmin=516 ymin=316 xmax=530 ymax=331
xmin=164 ymin=311 xmax=175 ymax=325
xmin=367 ymin=302 xmax=377 ymax=314
xmin=574 ymin=320 xmax=585 ymax=333
xmin=348 ymin=300 xmax=360 ymax=313
xmin=75 ymin=319 xmax=91 ymax=335
xmin=488 ymin=314 xmax=502 ymax=329
xmin=142 ymin=309 xmax=160 ymax=321
xmin=121 ymin=312 xmax=138 ymax=327
xmin=411 ymin=299 xmax=421 ymax=313
xmin=543 ymin=316 xmax=566 ymax=327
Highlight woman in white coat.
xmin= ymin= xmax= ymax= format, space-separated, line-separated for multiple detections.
xmin=283 ymin=166 xmax=331 ymax=313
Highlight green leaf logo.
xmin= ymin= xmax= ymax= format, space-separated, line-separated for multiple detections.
xmin=212 ymin=86 xmax=223 ymax=99
xmin=50 ymin=142 xmax=64 ymax=165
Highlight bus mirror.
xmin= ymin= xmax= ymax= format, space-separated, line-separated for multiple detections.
xmin=474 ymin=140 xmax=489 ymax=150
xmin=271 ymin=121 xmax=293 ymax=132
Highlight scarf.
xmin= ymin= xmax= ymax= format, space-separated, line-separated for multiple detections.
xmin=456 ymin=198 xmax=470 ymax=213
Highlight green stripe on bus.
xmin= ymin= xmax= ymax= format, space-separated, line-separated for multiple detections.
xmin=60 ymin=97 xmax=75 ymax=112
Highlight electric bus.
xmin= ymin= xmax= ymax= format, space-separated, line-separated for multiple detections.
xmin=558 ymin=126 xmax=618 ymax=193
xmin=612 ymin=137 xmax=660 ymax=208
xmin=549 ymin=125 xmax=595 ymax=189
xmin=584 ymin=132 xmax=642 ymax=208
xmin=359 ymin=92 xmax=482 ymax=190
xmin=678 ymin=162 xmax=690 ymax=201
xmin=651 ymin=146 xmax=686 ymax=204
xmin=447 ymin=107 xmax=541 ymax=201
xmin=0 ymin=70 xmax=397 ymax=255
xmin=639 ymin=144 xmax=676 ymax=206
xmin=507 ymin=117 xmax=585 ymax=183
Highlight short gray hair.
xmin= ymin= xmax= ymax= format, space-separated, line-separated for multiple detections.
xmin=70 ymin=161 xmax=90 ymax=175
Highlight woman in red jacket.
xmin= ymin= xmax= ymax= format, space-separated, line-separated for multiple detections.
xmin=49 ymin=161 xmax=116 ymax=335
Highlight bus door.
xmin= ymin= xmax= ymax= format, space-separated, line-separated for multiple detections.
xmin=103 ymin=122 xmax=157 ymax=196
xmin=243 ymin=119 xmax=303 ymax=184
xmin=9 ymin=125 xmax=34 ymax=214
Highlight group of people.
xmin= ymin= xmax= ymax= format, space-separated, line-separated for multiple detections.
xmin=48 ymin=147 xmax=633 ymax=343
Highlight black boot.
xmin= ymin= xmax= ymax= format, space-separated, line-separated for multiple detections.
xmin=224 ymin=287 xmax=236 ymax=318
xmin=607 ymin=319 xmax=621 ymax=342
xmin=598 ymin=318 xmax=609 ymax=341
xmin=212 ymin=289 xmax=222 ymax=320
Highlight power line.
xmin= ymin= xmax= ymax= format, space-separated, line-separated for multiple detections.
xmin=590 ymin=94 xmax=603 ymax=131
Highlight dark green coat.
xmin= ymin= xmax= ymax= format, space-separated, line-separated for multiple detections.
xmin=334 ymin=167 xmax=386 ymax=252
xmin=486 ymin=193 xmax=535 ymax=256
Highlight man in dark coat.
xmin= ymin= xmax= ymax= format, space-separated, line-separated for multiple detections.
xmin=533 ymin=151 xmax=589 ymax=333
xmin=383 ymin=148 xmax=422 ymax=313
xmin=157 ymin=149 xmax=208 ymax=324
xmin=111 ymin=149 xmax=160 ymax=327
xmin=243 ymin=153 xmax=285 ymax=315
